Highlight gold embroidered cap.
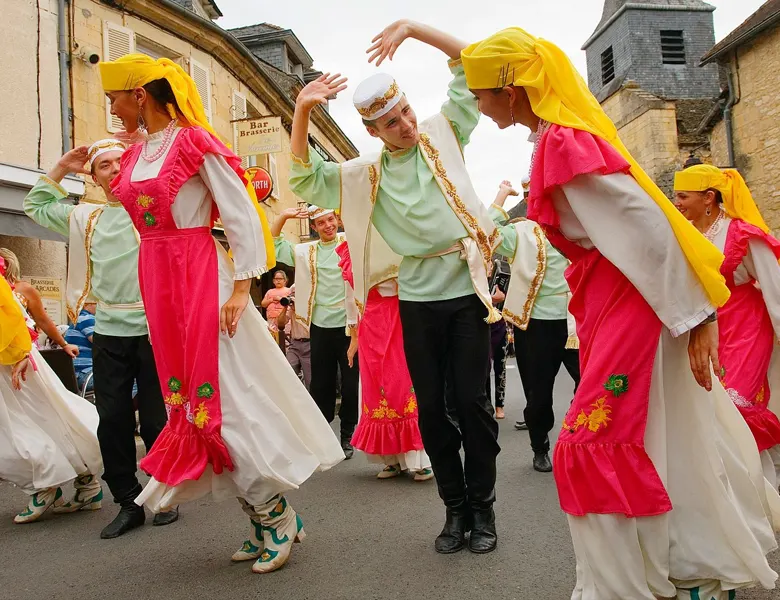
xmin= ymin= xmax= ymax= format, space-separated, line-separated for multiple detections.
xmin=353 ymin=73 xmax=402 ymax=121
xmin=88 ymin=139 xmax=126 ymax=168
xmin=308 ymin=205 xmax=335 ymax=221
xmin=521 ymin=176 xmax=531 ymax=191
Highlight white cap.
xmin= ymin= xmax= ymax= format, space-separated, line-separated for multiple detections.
xmin=521 ymin=176 xmax=531 ymax=191
xmin=88 ymin=139 xmax=126 ymax=168
xmin=353 ymin=73 xmax=402 ymax=121
xmin=308 ymin=205 xmax=335 ymax=221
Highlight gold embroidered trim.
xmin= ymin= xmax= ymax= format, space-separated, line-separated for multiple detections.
xmin=355 ymin=298 xmax=365 ymax=314
xmin=357 ymin=81 xmax=399 ymax=118
xmin=445 ymin=117 xmax=465 ymax=160
xmin=418 ymin=133 xmax=492 ymax=265
xmin=521 ymin=225 xmax=547 ymax=324
xmin=290 ymin=152 xmax=312 ymax=168
xmin=368 ymin=165 xmax=379 ymax=204
xmin=39 ymin=175 xmax=68 ymax=198
xmin=303 ymin=244 xmax=317 ymax=327
xmin=87 ymin=140 xmax=125 ymax=162
xmin=69 ymin=208 xmax=103 ymax=324
xmin=491 ymin=204 xmax=510 ymax=223
xmin=447 ymin=58 xmax=463 ymax=69
xmin=501 ymin=307 xmax=524 ymax=329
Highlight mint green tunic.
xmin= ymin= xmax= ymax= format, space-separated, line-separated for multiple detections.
xmin=24 ymin=178 xmax=148 ymax=336
xmin=273 ymin=235 xmax=346 ymax=329
xmin=290 ymin=62 xmax=483 ymax=302
xmin=489 ymin=206 xmax=569 ymax=320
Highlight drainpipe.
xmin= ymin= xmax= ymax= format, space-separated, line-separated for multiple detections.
xmin=57 ymin=0 xmax=72 ymax=154
xmin=723 ymin=71 xmax=737 ymax=168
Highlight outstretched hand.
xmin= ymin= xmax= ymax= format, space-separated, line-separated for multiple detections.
xmin=367 ymin=20 xmax=413 ymax=66
xmin=296 ymin=73 xmax=348 ymax=112
xmin=281 ymin=207 xmax=310 ymax=220
xmin=499 ymin=180 xmax=519 ymax=197
xmin=52 ymin=146 xmax=91 ymax=178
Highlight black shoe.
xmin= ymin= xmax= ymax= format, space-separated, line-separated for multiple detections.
xmin=434 ymin=506 xmax=470 ymax=554
xmin=341 ymin=439 xmax=354 ymax=460
xmin=533 ymin=452 xmax=552 ymax=472
xmin=153 ymin=506 xmax=179 ymax=526
xmin=100 ymin=505 xmax=145 ymax=539
xmin=514 ymin=420 xmax=528 ymax=431
xmin=468 ymin=507 xmax=497 ymax=554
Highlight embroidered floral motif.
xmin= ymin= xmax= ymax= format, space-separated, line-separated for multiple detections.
xmin=168 ymin=377 xmax=182 ymax=392
xmin=357 ymin=82 xmax=399 ymax=118
xmin=604 ymin=374 xmax=629 ymax=398
xmin=756 ymin=385 xmax=766 ymax=405
xmin=362 ymin=402 xmax=369 ymax=415
xmin=166 ymin=392 xmax=185 ymax=406
xmin=404 ymin=396 xmax=417 ymax=415
xmin=136 ymin=194 xmax=154 ymax=208
xmin=197 ymin=382 xmax=215 ymax=399
xmin=562 ymin=397 xmax=612 ymax=433
xmin=371 ymin=398 xmax=401 ymax=421
xmin=193 ymin=402 xmax=210 ymax=429
xmin=143 ymin=211 xmax=157 ymax=226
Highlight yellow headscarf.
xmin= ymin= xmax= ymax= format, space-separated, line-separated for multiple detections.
xmin=99 ymin=54 xmax=275 ymax=270
xmin=0 ymin=267 xmax=31 ymax=366
xmin=461 ymin=27 xmax=729 ymax=308
xmin=674 ymin=165 xmax=768 ymax=233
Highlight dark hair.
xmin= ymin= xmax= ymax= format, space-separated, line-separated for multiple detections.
xmin=362 ymin=118 xmax=376 ymax=128
xmin=706 ymin=188 xmax=724 ymax=204
xmin=143 ymin=78 xmax=176 ymax=108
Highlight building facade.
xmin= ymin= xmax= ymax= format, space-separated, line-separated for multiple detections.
xmin=583 ymin=0 xmax=721 ymax=194
xmin=1 ymin=0 xmax=357 ymax=321
xmin=701 ymin=0 xmax=780 ymax=229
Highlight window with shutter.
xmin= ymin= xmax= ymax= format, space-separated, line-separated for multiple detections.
xmin=190 ymin=58 xmax=212 ymax=123
xmin=232 ymin=90 xmax=249 ymax=168
xmin=103 ymin=21 xmax=136 ymax=133
xmin=601 ymin=46 xmax=615 ymax=85
xmin=660 ymin=30 xmax=686 ymax=65
xmin=268 ymin=153 xmax=279 ymax=200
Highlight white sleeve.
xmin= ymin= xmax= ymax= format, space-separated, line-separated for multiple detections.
xmin=200 ymin=154 xmax=267 ymax=280
xmin=745 ymin=238 xmax=780 ymax=340
xmin=560 ymin=172 xmax=714 ymax=336
xmin=344 ymin=282 xmax=359 ymax=330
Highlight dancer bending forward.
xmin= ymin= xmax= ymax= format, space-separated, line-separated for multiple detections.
xmin=99 ymin=54 xmax=344 ymax=573
xmin=0 ymin=253 xmax=102 ymax=524
xmin=462 ymin=27 xmax=780 ymax=600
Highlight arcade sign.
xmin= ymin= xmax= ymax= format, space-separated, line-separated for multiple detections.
xmin=245 ymin=167 xmax=273 ymax=203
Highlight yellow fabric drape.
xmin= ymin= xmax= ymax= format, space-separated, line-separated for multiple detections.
xmin=0 ymin=277 xmax=31 ymax=366
xmin=99 ymin=54 xmax=217 ymax=137
xmin=674 ymin=165 xmax=768 ymax=233
xmin=99 ymin=54 xmax=275 ymax=271
xmin=461 ymin=27 xmax=729 ymax=307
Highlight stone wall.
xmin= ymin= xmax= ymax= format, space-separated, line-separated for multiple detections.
xmin=710 ymin=23 xmax=780 ymax=231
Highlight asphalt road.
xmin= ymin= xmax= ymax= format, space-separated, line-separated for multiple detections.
xmin=1 ymin=365 xmax=778 ymax=600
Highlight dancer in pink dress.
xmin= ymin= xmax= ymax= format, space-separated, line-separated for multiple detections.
xmin=675 ymin=164 xmax=780 ymax=488
xmin=336 ymin=241 xmax=432 ymax=481
xmin=99 ymin=54 xmax=343 ymax=575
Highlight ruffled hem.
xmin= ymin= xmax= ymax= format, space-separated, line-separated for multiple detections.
xmin=233 ymin=266 xmax=268 ymax=280
xmin=139 ymin=428 xmax=234 ymax=487
xmin=351 ymin=416 xmax=424 ymax=456
xmin=723 ymin=219 xmax=780 ymax=282
xmin=528 ymin=125 xmax=631 ymax=229
xmin=553 ymin=441 xmax=672 ymax=517
xmin=366 ymin=451 xmax=431 ymax=472
xmin=736 ymin=404 xmax=780 ymax=453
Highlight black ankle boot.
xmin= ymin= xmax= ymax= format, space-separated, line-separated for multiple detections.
xmin=434 ymin=506 xmax=471 ymax=554
xmin=100 ymin=504 xmax=145 ymax=539
xmin=468 ymin=506 xmax=497 ymax=553
xmin=533 ymin=452 xmax=552 ymax=472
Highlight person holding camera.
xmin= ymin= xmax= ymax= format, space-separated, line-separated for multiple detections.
xmin=272 ymin=206 xmax=360 ymax=459
xmin=276 ymin=285 xmax=312 ymax=391
xmin=262 ymin=270 xmax=291 ymax=343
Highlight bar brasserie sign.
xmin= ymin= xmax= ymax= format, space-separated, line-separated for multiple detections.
xmin=235 ymin=116 xmax=283 ymax=157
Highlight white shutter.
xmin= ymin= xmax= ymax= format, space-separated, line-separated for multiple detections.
xmin=190 ymin=58 xmax=212 ymax=123
xmin=232 ymin=90 xmax=248 ymax=168
xmin=103 ymin=21 xmax=135 ymax=133
xmin=268 ymin=153 xmax=279 ymax=200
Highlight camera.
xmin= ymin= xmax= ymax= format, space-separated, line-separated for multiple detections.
xmin=76 ymin=46 xmax=100 ymax=65
xmin=280 ymin=295 xmax=294 ymax=307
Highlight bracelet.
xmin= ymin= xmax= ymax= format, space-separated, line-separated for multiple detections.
xmin=701 ymin=312 xmax=718 ymax=325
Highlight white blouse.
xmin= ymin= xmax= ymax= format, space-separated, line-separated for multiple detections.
xmin=130 ymin=128 xmax=267 ymax=280
xmin=551 ymin=172 xmax=714 ymax=337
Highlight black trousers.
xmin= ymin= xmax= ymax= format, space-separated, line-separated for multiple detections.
xmin=92 ymin=333 xmax=166 ymax=505
xmin=309 ymin=323 xmax=359 ymax=440
xmin=515 ymin=318 xmax=581 ymax=453
xmin=400 ymin=295 xmax=500 ymax=509
xmin=486 ymin=321 xmax=508 ymax=409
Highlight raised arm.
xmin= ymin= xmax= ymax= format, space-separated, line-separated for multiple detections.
xmin=367 ymin=20 xmax=467 ymax=65
xmin=291 ymin=73 xmax=348 ymax=164
xmin=15 ymin=282 xmax=74 ymax=355
xmin=744 ymin=237 xmax=780 ymax=340
xmin=23 ymin=147 xmax=89 ymax=236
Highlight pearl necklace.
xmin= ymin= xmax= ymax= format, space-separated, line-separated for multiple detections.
xmin=528 ymin=119 xmax=551 ymax=179
xmin=703 ymin=209 xmax=725 ymax=242
xmin=141 ymin=120 xmax=177 ymax=163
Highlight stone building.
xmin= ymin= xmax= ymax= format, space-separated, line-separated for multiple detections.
xmin=583 ymin=0 xmax=721 ymax=193
xmin=1 ymin=0 xmax=357 ymax=321
xmin=700 ymin=0 xmax=780 ymax=229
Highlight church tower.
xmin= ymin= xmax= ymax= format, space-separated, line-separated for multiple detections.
xmin=583 ymin=0 xmax=720 ymax=101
